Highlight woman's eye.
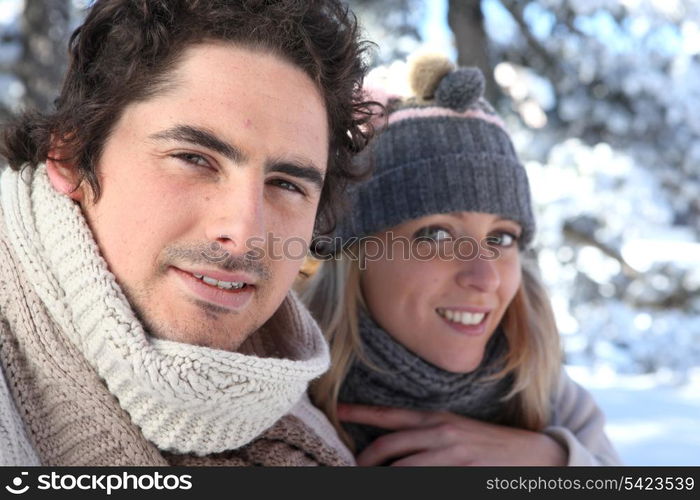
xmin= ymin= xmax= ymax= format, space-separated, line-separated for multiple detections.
xmin=413 ymin=226 xmax=452 ymax=242
xmin=172 ymin=152 xmax=211 ymax=168
xmin=486 ymin=231 xmax=518 ymax=248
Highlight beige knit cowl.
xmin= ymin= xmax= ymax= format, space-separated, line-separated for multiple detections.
xmin=0 ymin=165 xmax=348 ymax=466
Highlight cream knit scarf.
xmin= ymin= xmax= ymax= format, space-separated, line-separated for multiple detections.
xmin=0 ymin=165 xmax=332 ymax=459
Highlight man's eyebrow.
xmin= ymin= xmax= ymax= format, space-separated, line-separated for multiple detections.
xmin=149 ymin=125 xmax=248 ymax=163
xmin=267 ymin=160 xmax=325 ymax=191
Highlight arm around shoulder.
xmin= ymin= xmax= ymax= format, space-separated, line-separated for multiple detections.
xmin=543 ymin=369 xmax=622 ymax=465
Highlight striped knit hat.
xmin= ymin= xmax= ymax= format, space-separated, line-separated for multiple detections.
xmin=333 ymin=53 xmax=535 ymax=251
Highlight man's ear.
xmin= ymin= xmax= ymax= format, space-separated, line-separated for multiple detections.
xmin=45 ymin=156 xmax=85 ymax=202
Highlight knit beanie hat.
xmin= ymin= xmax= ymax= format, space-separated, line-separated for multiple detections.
xmin=333 ymin=53 xmax=535 ymax=251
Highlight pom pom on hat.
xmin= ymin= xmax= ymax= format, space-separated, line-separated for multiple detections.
xmin=408 ymin=52 xmax=455 ymax=100
xmin=436 ymin=67 xmax=485 ymax=111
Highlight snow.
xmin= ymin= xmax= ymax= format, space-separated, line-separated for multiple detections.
xmin=621 ymin=238 xmax=700 ymax=273
xmin=567 ymin=365 xmax=700 ymax=465
xmin=0 ymin=0 xmax=22 ymax=25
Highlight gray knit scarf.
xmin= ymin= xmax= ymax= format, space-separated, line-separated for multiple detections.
xmin=338 ymin=310 xmax=513 ymax=453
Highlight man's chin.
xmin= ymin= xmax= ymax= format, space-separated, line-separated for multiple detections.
xmin=131 ymin=301 xmax=250 ymax=352
xmin=145 ymin=321 xmax=250 ymax=352
xmin=121 ymin=287 xmax=259 ymax=352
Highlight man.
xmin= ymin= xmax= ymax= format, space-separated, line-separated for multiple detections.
xmin=0 ymin=0 xmax=373 ymax=466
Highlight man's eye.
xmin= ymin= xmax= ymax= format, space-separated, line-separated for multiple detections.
xmin=270 ymin=178 xmax=303 ymax=194
xmin=172 ymin=152 xmax=210 ymax=168
xmin=413 ymin=226 xmax=452 ymax=242
xmin=486 ymin=232 xmax=518 ymax=248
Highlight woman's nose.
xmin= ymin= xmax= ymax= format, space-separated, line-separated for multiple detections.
xmin=455 ymin=255 xmax=501 ymax=293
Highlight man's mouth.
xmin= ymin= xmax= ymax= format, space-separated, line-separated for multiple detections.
xmin=191 ymin=273 xmax=248 ymax=291
xmin=172 ymin=267 xmax=256 ymax=312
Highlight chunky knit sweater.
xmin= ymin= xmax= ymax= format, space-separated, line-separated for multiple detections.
xmin=0 ymin=165 xmax=353 ymax=466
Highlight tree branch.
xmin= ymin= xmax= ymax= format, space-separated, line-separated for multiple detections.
xmin=562 ymin=221 xmax=641 ymax=279
xmin=560 ymin=4 xmax=587 ymax=38
xmin=448 ymin=0 xmax=500 ymax=101
xmin=497 ymin=0 xmax=559 ymax=71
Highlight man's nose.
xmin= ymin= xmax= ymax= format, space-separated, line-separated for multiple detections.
xmin=204 ymin=177 xmax=266 ymax=257
xmin=455 ymin=253 xmax=501 ymax=293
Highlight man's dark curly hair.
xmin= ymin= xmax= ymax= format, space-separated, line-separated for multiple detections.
xmin=0 ymin=0 xmax=375 ymax=238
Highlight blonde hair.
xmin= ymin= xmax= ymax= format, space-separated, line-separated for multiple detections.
xmin=298 ymin=248 xmax=562 ymax=447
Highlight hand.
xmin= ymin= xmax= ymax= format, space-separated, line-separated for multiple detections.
xmin=338 ymin=403 xmax=568 ymax=466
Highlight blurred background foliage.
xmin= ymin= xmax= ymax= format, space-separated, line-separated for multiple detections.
xmin=1 ymin=0 xmax=698 ymax=380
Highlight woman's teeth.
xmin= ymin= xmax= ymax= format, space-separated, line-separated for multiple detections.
xmin=436 ymin=308 xmax=486 ymax=326
xmin=192 ymin=273 xmax=246 ymax=291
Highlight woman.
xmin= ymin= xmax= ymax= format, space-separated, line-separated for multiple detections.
xmin=301 ymin=54 xmax=620 ymax=466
